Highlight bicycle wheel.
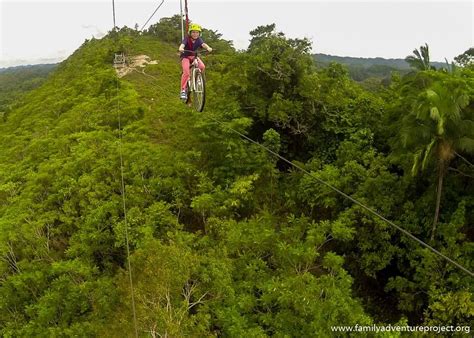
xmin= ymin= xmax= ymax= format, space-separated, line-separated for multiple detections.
xmin=192 ymin=69 xmax=206 ymax=112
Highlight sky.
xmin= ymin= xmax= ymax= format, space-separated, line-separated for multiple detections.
xmin=0 ymin=0 xmax=472 ymax=68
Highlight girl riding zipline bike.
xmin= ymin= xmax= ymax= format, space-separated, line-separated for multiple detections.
xmin=178 ymin=23 xmax=212 ymax=101
xmin=180 ymin=49 xmax=207 ymax=112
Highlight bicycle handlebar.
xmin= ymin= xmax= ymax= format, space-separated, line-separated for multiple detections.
xmin=179 ymin=49 xmax=212 ymax=56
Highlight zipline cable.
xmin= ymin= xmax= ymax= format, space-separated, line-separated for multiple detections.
xmin=140 ymin=0 xmax=165 ymax=32
xmin=206 ymin=115 xmax=474 ymax=278
xmin=111 ymin=2 xmax=139 ymax=336
xmin=116 ymin=0 xmax=472 ymax=281
xmin=116 ymin=76 xmax=139 ymax=338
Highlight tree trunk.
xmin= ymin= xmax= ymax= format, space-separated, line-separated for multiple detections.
xmin=431 ymin=162 xmax=445 ymax=241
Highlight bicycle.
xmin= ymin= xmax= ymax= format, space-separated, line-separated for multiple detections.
xmin=180 ymin=50 xmax=208 ymax=112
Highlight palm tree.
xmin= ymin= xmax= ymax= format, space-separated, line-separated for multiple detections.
xmin=405 ymin=43 xmax=434 ymax=71
xmin=400 ymin=71 xmax=473 ymax=240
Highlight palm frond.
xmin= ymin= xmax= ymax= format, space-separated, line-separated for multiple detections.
xmin=421 ymin=44 xmax=431 ymax=69
xmin=437 ymin=117 xmax=445 ymax=135
xmin=412 ymin=149 xmax=423 ymax=175
xmin=421 ymin=139 xmax=436 ymax=171
xmin=456 ymin=93 xmax=469 ymax=111
xmin=405 ymin=55 xmax=423 ymax=70
xmin=456 ymin=137 xmax=474 ymax=154
xmin=426 ymin=89 xmax=438 ymax=101
xmin=458 ymin=120 xmax=474 ymax=136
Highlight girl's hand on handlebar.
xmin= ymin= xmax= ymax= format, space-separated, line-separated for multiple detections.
xmin=181 ymin=50 xmax=213 ymax=56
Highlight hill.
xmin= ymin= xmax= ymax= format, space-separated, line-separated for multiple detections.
xmin=0 ymin=64 xmax=57 ymax=120
xmin=0 ymin=63 xmax=57 ymax=73
xmin=314 ymin=53 xmax=446 ymax=82
xmin=0 ymin=21 xmax=472 ymax=336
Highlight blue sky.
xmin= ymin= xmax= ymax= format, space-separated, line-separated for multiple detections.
xmin=0 ymin=0 xmax=472 ymax=68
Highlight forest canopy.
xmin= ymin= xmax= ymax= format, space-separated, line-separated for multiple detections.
xmin=0 ymin=17 xmax=473 ymax=336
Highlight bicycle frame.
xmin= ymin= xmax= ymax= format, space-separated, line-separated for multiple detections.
xmin=181 ymin=50 xmax=207 ymax=112
xmin=188 ymin=58 xmax=201 ymax=93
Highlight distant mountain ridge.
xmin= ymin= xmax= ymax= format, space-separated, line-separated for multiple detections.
xmin=1 ymin=55 xmax=446 ymax=74
xmin=313 ymin=53 xmax=446 ymax=70
xmin=0 ymin=63 xmax=57 ymax=73
xmin=0 ymin=54 xmax=444 ymax=92
xmin=312 ymin=53 xmax=448 ymax=83
xmin=0 ymin=63 xmax=57 ymax=116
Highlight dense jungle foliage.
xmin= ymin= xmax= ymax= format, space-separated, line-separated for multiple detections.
xmin=0 ymin=16 xmax=473 ymax=336
xmin=0 ymin=64 xmax=57 ymax=122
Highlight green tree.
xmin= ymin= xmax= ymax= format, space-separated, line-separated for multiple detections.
xmin=145 ymin=15 xmax=183 ymax=43
xmin=398 ymin=70 xmax=473 ymax=239
xmin=454 ymin=47 xmax=474 ymax=68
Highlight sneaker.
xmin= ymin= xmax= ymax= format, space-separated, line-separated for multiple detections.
xmin=180 ymin=90 xmax=187 ymax=101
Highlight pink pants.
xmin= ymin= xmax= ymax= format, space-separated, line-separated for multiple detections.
xmin=181 ymin=56 xmax=205 ymax=91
